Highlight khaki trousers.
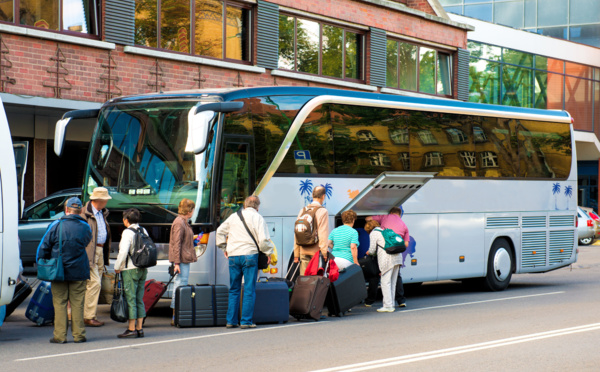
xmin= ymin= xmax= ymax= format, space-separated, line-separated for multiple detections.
xmin=299 ymin=254 xmax=314 ymax=276
xmin=84 ymin=248 xmax=104 ymax=320
xmin=52 ymin=280 xmax=87 ymax=342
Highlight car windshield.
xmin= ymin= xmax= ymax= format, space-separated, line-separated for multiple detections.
xmin=84 ymin=100 xmax=218 ymax=225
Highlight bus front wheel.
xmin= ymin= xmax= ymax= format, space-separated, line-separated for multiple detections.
xmin=483 ymin=238 xmax=513 ymax=291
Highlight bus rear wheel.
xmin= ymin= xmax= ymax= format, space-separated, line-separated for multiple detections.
xmin=483 ymin=238 xmax=513 ymax=291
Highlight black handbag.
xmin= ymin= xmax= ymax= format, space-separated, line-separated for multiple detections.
xmin=110 ymin=273 xmax=129 ymax=323
xmin=359 ymin=255 xmax=380 ymax=279
xmin=236 ymin=210 xmax=269 ymax=270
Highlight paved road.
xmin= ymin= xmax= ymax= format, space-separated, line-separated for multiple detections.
xmin=1 ymin=245 xmax=599 ymax=372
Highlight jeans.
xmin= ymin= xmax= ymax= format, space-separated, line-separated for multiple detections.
xmin=226 ymin=254 xmax=258 ymax=326
xmin=122 ymin=268 xmax=148 ymax=319
xmin=170 ymin=263 xmax=190 ymax=309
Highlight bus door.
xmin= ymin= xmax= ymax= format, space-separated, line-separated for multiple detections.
xmin=338 ymin=171 xmax=437 ymax=283
xmin=13 ymin=141 xmax=28 ymax=219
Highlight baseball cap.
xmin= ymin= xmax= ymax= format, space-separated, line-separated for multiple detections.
xmin=66 ymin=197 xmax=83 ymax=209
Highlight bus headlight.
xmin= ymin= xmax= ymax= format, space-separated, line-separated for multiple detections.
xmin=195 ymin=244 xmax=207 ymax=258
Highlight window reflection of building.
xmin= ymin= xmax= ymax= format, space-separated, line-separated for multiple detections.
xmin=446 ymin=128 xmax=468 ymax=144
xmin=480 ymin=151 xmax=498 ymax=167
xmin=424 ymin=152 xmax=444 ymax=167
xmin=460 ymin=151 xmax=477 ymax=168
xmin=398 ymin=152 xmax=410 ymax=170
xmin=473 ymin=126 xmax=488 ymax=142
xmin=390 ymin=128 xmax=409 ymax=145
xmin=418 ymin=130 xmax=438 ymax=145
xmin=357 ymin=130 xmax=378 ymax=142
xmin=370 ymin=153 xmax=391 ymax=167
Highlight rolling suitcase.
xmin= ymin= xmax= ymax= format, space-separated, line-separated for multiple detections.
xmin=326 ymin=264 xmax=367 ymax=317
xmin=249 ymin=278 xmax=289 ymax=324
xmin=289 ymin=275 xmax=330 ymax=321
xmin=174 ymin=285 xmax=228 ymax=327
xmin=26 ymin=281 xmax=54 ymax=326
xmin=5 ymin=280 xmax=33 ymax=318
xmin=143 ymin=275 xmax=175 ymax=314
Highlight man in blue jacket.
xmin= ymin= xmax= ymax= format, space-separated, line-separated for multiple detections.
xmin=37 ymin=197 xmax=92 ymax=344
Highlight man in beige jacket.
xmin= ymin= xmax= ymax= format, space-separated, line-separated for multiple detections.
xmin=81 ymin=187 xmax=112 ymax=327
xmin=294 ymin=186 xmax=330 ymax=275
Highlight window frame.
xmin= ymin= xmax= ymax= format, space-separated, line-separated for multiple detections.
xmin=424 ymin=151 xmax=444 ymax=167
xmin=278 ymin=13 xmax=365 ymax=83
xmin=386 ymin=38 xmax=453 ymax=98
xmin=480 ymin=151 xmax=499 ymax=168
xmin=135 ymin=0 xmax=253 ymax=64
xmin=1 ymin=0 xmax=100 ymax=39
xmin=459 ymin=151 xmax=477 ymax=169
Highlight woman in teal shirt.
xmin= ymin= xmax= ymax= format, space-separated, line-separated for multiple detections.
xmin=328 ymin=210 xmax=359 ymax=270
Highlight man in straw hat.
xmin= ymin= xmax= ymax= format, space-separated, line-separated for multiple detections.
xmin=81 ymin=187 xmax=112 ymax=327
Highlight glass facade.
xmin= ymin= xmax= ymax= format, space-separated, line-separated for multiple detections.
xmin=440 ymin=0 xmax=600 ymax=47
xmin=468 ymin=41 xmax=600 ymax=136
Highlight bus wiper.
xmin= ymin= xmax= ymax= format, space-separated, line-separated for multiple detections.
xmin=127 ymin=202 xmax=179 ymax=217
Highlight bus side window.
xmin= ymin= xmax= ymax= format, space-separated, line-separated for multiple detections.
xmin=220 ymin=142 xmax=250 ymax=221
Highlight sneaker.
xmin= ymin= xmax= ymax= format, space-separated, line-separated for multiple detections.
xmin=364 ymin=303 xmax=373 ymax=307
xmin=226 ymin=324 xmax=238 ymax=329
xmin=240 ymin=324 xmax=257 ymax=329
xmin=49 ymin=338 xmax=67 ymax=344
xmin=398 ymin=303 xmax=406 ymax=308
xmin=377 ymin=307 xmax=395 ymax=313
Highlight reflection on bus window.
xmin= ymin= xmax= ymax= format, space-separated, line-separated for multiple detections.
xmin=220 ymin=142 xmax=250 ymax=221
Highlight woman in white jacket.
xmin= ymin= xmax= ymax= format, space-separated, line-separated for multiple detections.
xmin=114 ymin=208 xmax=148 ymax=338
xmin=365 ymin=220 xmax=403 ymax=313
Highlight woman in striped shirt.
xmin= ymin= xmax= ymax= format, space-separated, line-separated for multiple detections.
xmin=328 ymin=210 xmax=359 ymax=270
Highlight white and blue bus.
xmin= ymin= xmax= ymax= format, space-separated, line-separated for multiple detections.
xmin=54 ymin=87 xmax=577 ymax=293
xmin=0 ymin=98 xmax=21 ymax=306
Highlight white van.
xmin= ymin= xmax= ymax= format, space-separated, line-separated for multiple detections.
xmin=0 ymin=98 xmax=20 ymax=306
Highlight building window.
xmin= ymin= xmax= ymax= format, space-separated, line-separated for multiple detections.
xmin=390 ymin=128 xmax=409 ymax=145
xmin=370 ymin=153 xmax=391 ymax=167
xmin=418 ymin=130 xmax=438 ymax=145
xmin=473 ymin=126 xmax=487 ymax=142
xmin=480 ymin=151 xmax=498 ymax=168
xmin=386 ymin=39 xmax=452 ymax=96
xmin=399 ymin=152 xmax=410 ymax=171
xmin=135 ymin=0 xmax=251 ymax=61
xmin=460 ymin=151 xmax=476 ymax=168
xmin=446 ymin=128 xmax=468 ymax=144
xmin=357 ymin=130 xmax=378 ymax=142
xmin=278 ymin=14 xmax=363 ymax=81
xmin=10 ymin=0 xmax=98 ymax=34
xmin=424 ymin=152 xmax=444 ymax=167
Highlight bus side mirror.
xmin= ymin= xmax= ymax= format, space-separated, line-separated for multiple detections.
xmin=54 ymin=109 xmax=100 ymax=157
xmin=187 ymin=110 xmax=216 ymax=155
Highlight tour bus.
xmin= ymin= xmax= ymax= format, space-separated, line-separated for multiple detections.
xmin=54 ymin=87 xmax=577 ymax=294
xmin=0 ymin=98 xmax=20 ymax=306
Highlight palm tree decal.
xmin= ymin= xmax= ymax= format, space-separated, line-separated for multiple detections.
xmin=564 ymin=185 xmax=573 ymax=209
xmin=320 ymin=183 xmax=333 ymax=206
xmin=299 ymin=179 xmax=313 ymax=206
xmin=552 ymin=182 xmax=561 ymax=210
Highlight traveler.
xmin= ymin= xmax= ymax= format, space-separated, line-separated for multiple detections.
xmin=114 ymin=208 xmax=147 ymax=338
xmin=365 ymin=220 xmax=402 ymax=313
xmin=366 ymin=207 xmax=409 ymax=307
xmin=81 ymin=187 xmax=112 ymax=327
xmin=38 ymin=197 xmax=92 ymax=343
xmin=328 ymin=210 xmax=359 ymax=270
xmin=294 ymin=186 xmax=329 ymax=275
xmin=216 ymin=196 xmax=273 ymax=329
xmin=169 ymin=198 xmax=197 ymax=326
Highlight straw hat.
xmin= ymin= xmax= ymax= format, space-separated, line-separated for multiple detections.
xmin=89 ymin=187 xmax=112 ymax=200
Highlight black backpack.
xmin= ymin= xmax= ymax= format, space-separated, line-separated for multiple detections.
xmin=126 ymin=227 xmax=157 ymax=268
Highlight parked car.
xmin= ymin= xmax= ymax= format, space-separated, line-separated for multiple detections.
xmin=18 ymin=188 xmax=81 ymax=266
xmin=580 ymin=206 xmax=600 ymax=239
xmin=577 ymin=206 xmax=596 ymax=246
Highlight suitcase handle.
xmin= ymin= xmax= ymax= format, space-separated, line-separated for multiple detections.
xmin=257 ymin=277 xmax=269 ymax=283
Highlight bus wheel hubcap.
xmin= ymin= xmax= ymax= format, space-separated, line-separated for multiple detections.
xmin=493 ymin=248 xmax=511 ymax=282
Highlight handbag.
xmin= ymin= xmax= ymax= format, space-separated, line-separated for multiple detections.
xmin=37 ymin=221 xmax=65 ymax=282
xmin=359 ymin=255 xmax=380 ymax=279
xmin=236 ymin=210 xmax=269 ymax=270
xmin=110 ymin=273 xmax=129 ymax=323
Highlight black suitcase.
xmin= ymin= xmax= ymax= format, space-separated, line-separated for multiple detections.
xmin=245 ymin=278 xmax=289 ymax=324
xmin=5 ymin=281 xmax=33 ymax=318
xmin=289 ymin=275 xmax=330 ymax=321
xmin=326 ymin=264 xmax=367 ymax=317
xmin=174 ymin=285 xmax=228 ymax=327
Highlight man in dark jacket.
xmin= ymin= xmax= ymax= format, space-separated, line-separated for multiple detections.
xmin=38 ymin=197 xmax=92 ymax=344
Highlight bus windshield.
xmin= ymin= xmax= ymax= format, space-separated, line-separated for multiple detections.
xmin=84 ymin=100 xmax=217 ymax=225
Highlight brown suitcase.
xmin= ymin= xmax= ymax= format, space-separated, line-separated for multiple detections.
xmin=289 ymin=275 xmax=330 ymax=321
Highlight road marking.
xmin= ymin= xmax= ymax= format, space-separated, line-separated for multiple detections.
xmin=310 ymin=322 xmax=600 ymax=372
xmin=15 ymin=322 xmax=322 ymax=362
xmin=401 ymin=291 xmax=565 ymax=313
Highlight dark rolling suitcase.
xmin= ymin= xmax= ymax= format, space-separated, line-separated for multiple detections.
xmin=289 ymin=275 xmax=330 ymax=321
xmin=5 ymin=280 xmax=33 ymax=318
xmin=326 ymin=264 xmax=367 ymax=317
xmin=26 ymin=281 xmax=54 ymax=326
xmin=174 ymin=285 xmax=228 ymax=327
xmin=250 ymin=278 xmax=289 ymax=324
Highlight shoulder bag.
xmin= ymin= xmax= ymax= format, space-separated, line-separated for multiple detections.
xmin=236 ymin=210 xmax=269 ymax=270
xmin=110 ymin=273 xmax=129 ymax=323
xmin=37 ymin=221 xmax=65 ymax=282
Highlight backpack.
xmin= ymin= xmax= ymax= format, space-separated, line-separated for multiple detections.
xmin=126 ymin=227 xmax=157 ymax=268
xmin=374 ymin=227 xmax=406 ymax=254
xmin=294 ymin=206 xmax=322 ymax=246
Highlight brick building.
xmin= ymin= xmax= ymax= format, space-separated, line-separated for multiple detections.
xmin=2 ymin=0 xmax=472 ymax=205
